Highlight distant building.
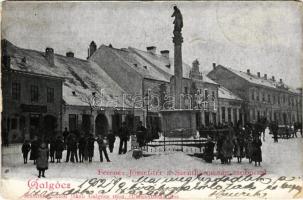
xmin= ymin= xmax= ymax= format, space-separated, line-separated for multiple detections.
xmin=208 ymin=64 xmax=302 ymax=124
xmin=217 ymin=86 xmax=243 ymax=126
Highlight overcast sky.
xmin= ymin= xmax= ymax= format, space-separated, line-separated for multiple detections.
xmin=2 ymin=1 xmax=302 ymax=88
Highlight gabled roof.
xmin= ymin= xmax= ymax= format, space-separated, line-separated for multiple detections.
xmin=216 ymin=65 xmax=300 ymax=94
xmin=129 ymin=47 xmax=218 ymax=85
xmin=218 ymin=86 xmax=242 ymax=101
xmin=2 ymin=39 xmax=131 ymax=107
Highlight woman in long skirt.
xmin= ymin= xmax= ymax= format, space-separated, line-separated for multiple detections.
xmin=36 ymin=142 xmax=49 ymax=178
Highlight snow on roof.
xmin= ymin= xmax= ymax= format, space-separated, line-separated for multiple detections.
xmin=129 ymin=47 xmax=218 ymax=85
xmin=221 ymin=65 xmax=299 ymax=94
xmin=3 ymin=40 xmax=131 ymax=108
xmin=104 ymin=45 xmax=170 ymax=82
xmin=218 ymin=86 xmax=242 ymax=101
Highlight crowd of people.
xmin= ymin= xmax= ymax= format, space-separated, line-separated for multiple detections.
xmin=203 ymin=123 xmax=263 ymax=166
xmin=202 ymin=120 xmax=302 ymax=166
xmin=21 ymin=121 xmax=150 ymax=178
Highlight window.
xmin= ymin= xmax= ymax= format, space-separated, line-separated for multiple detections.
xmin=221 ymin=107 xmax=226 ymax=122
xmin=30 ymin=85 xmax=39 ymax=102
xmin=212 ymin=91 xmax=215 ymax=101
xmin=204 ymin=89 xmax=208 ymax=101
xmin=69 ymin=114 xmax=78 ymax=132
xmin=47 ymin=87 xmax=54 ymax=103
xmin=268 ymin=94 xmax=271 ymax=103
xmin=278 ymin=96 xmax=280 ymax=105
xmin=11 ymin=118 xmax=17 ymax=130
xmin=251 ymin=90 xmax=255 ymax=100
xmin=273 ymin=95 xmax=276 ymax=104
xmin=12 ymin=82 xmax=21 ymax=100
xmin=256 ymin=91 xmax=259 ymax=101
xmin=184 ymin=87 xmax=188 ymax=94
xmin=262 ymin=92 xmax=265 ymax=102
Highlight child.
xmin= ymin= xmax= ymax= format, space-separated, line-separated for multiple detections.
xmin=21 ymin=140 xmax=31 ymax=164
xmin=36 ymin=142 xmax=49 ymax=178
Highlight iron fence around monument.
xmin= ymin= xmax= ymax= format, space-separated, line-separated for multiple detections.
xmin=143 ymin=128 xmax=230 ymax=153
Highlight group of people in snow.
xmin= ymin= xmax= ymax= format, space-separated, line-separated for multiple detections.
xmin=21 ymin=121 xmax=149 ymax=178
xmin=203 ymin=122 xmax=265 ymax=167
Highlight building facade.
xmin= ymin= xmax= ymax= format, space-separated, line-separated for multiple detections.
xmin=1 ymin=68 xmax=63 ymax=142
xmin=208 ymin=64 xmax=302 ymax=125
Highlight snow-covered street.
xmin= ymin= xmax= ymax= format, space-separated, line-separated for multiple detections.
xmin=2 ymin=129 xmax=303 ymax=180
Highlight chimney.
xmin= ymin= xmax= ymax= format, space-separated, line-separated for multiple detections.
xmin=212 ymin=63 xmax=216 ymax=70
xmin=160 ymin=50 xmax=169 ymax=58
xmin=146 ymin=46 xmax=156 ymax=54
xmin=87 ymin=41 xmax=97 ymax=59
xmin=247 ymin=69 xmax=250 ymax=75
xmin=264 ymin=74 xmax=267 ymax=80
xmin=45 ymin=47 xmax=54 ymax=66
xmin=192 ymin=59 xmax=200 ymax=72
xmin=280 ymin=78 xmax=283 ymax=83
xmin=66 ymin=51 xmax=74 ymax=58
xmin=257 ymin=72 xmax=260 ymax=78
xmin=272 ymin=76 xmax=275 ymax=81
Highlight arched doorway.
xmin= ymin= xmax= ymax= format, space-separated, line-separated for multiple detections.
xmin=95 ymin=114 xmax=109 ymax=136
xmin=43 ymin=115 xmax=57 ymax=140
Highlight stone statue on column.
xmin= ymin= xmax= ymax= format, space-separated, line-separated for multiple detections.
xmin=171 ymin=6 xmax=183 ymax=33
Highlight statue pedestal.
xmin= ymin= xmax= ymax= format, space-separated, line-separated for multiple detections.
xmin=160 ymin=110 xmax=197 ymax=137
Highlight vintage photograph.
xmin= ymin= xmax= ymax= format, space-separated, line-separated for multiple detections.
xmin=1 ymin=1 xmax=302 ymax=199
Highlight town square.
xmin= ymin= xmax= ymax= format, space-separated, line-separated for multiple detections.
xmin=1 ymin=1 xmax=302 ymax=199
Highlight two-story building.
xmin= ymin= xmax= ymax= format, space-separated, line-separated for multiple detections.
xmin=88 ymin=44 xmax=221 ymax=129
xmin=208 ymin=64 xmax=302 ymax=125
xmin=1 ymin=64 xmax=63 ymax=142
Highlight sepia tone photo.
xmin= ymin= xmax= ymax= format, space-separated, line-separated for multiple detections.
xmin=0 ymin=1 xmax=302 ymax=199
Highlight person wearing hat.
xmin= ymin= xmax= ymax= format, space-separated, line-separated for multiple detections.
xmin=36 ymin=142 xmax=49 ymax=178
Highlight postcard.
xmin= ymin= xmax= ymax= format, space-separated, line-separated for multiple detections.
xmin=1 ymin=1 xmax=302 ymax=199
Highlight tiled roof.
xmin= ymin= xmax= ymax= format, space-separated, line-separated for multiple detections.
xmin=3 ymin=39 xmax=131 ymax=107
xmin=218 ymin=86 xmax=242 ymax=101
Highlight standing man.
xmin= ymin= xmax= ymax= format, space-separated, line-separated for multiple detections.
xmin=107 ymin=130 xmax=116 ymax=153
xmin=62 ymin=127 xmax=69 ymax=149
xmin=136 ymin=121 xmax=147 ymax=147
xmin=97 ymin=135 xmax=110 ymax=162
xmin=118 ymin=122 xmax=129 ymax=154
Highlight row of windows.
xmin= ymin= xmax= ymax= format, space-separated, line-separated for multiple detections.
xmin=250 ymin=90 xmax=301 ymax=107
xmin=184 ymin=87 xmax=216 ymax=101
xmin=12 ymin=82 xmax=55 ymax=103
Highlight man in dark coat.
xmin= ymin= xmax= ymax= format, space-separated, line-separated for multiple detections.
xmin=30 ymin=136 xmax=40 ymax=164
xmin=55 ymin=136 xmax=64 ymax=163
xmin=49 ymin=138 xmax=56 ymax=163
xmin=62 ymin=127 xmax=69 ymax=148
xmin=270 ymin=121 xmax=279 ymax=143
xmin=107 ymin=131 xmax=115 ymax=153
xmin=118 ymin=122 xmax=129 ymax=154
xmin=70 ymin=135 xmax=78 ymax=163
xmin=86 ymin=134 xmax=95 ymax=162
xmin=136 ymin=121 xmax=147 ymax=147
xmin=65 ymin=133 xmax=73 ymax=162
xmin=216 ymin=136 xmax=224 ymax=164
xmin=21 ymin=140 xmax=31 ymax=164
xmin=252 ymin=136 xmax=262 ymax=166
xmin=36 ymin=142 xmax=49 ymax=178
xmin=204 ymin=138 xmax=215 ymax=163
xmin=78 ymin=134 xmax=86 ymax=162
xmin=97 ymin=135 xmax=110 ymax=162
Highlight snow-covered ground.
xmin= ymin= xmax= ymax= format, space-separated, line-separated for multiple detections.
xmin=1 ymin=128 xmax=302 ymax=180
